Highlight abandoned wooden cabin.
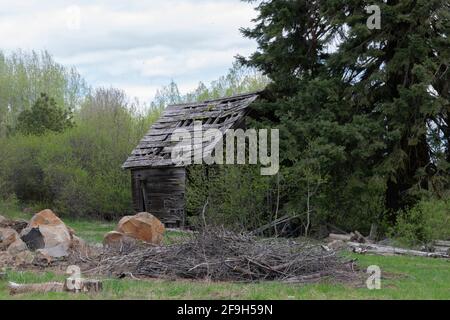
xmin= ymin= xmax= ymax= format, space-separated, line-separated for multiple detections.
xmin=122 ymin=92 xmax=261 ymax=227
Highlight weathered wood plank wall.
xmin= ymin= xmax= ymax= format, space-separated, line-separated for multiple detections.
xmin=131 ymin=167 xmax=186 ymax=227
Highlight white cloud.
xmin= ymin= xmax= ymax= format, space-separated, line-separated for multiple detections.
xmin=0 ymin=0 xmax=258 ymax=102
xmin=117 ymin=84 xmax=160 ymax=104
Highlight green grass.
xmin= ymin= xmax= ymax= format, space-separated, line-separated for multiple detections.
xmin=1 ymin=206 xmax=449 ymax=300
xmin=0 ymin=201 xmax=32 ymax=220
xmin=64 ymin=218 xmax=116 ymax=243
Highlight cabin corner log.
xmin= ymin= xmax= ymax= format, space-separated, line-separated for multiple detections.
xmin=347 ymin=242 xmax=450 ymax=259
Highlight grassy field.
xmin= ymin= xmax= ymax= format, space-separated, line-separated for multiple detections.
xmin=1 ymin=207 xmax=449 ymax=300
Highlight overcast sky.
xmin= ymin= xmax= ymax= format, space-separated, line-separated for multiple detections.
xmin=0 ymin=0 xmax=258 ymax=102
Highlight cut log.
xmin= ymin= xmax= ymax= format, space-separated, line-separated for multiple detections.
xmin=8 ymin=279 xmax=103 ymax=295
xmin=328 ymin=233 xmax=352 ymax=242
xmin=348 ymin=242 xmax=450 ymax=259
xmin=434 ymin=247 xmax=450 ymax=255
xmin=64 ymin=277 xmax=103 ymax=293
xmin=8 ymin=281 xmax=64 ymax=295
xmin=80 ymin=279 xmax=103 ymax=293
xmin=435 ymin=240 xmax=450 ymax=247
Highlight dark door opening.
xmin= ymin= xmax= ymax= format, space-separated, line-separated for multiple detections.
xmin=140 ymin=180 xmax=148 ymax=212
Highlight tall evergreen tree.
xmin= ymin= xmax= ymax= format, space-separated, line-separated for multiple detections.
xmin=240 ymin=0 xmax=449 ymax=228
xmin=16 ymin=93 xmax=73 ymax=136
xmin=325 ymin=0 xmax=449 ymax=214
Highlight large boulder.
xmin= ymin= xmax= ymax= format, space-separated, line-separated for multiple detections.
xmin=0 ymin=228 xmax=20 ymax=250
xmin=0 ymin=216 xmax=28 ymax=234
xmin=14 ymin=250 xmax=35 ymax=266
xmin=0 ymin=226 xmax=33 ymax=267
xmin=0 ymin=251 xmax=12 ymax=266
xmin=20 ymin=209 xmax=72 ymax=257
xmin=7 ymin=238 xmax=28 ymax=255
xmin=116 ymin=212 xmax=165 ymax=245
xmin=0 ymin=228 xmax=33 ymax=267
xmin=29 ymin=209 xmax=65 ymax=228
xmin=37 ymin=225 xmax=72 ymax=249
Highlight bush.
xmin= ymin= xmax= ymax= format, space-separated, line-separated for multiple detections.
xmin=0 ymin=195 xmax=21 ymax=216
xmin=390 ymin=198 xmax=450 ymax=247
xmin=0 ymin=88 xmax=160 ymax=220
xmin=186 ymin=165 xmax=276 ymax=231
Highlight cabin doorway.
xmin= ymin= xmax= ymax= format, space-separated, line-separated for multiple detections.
xmin=139 ymin=180 xmax=148 ymax=212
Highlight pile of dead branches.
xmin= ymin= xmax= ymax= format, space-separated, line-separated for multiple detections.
xmin=94 ymin=229 xmax=359 ymax=283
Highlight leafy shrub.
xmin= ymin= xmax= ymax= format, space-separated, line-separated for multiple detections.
xmin=186 ymin=165 xmax=276 ymax=231
xmin=390 ymin=198 xmax=450 ymax=247
xmin=0 ymin=88 xmax=160 ymax=220
xmin=0 ymin=195 xmax=21 ymax=216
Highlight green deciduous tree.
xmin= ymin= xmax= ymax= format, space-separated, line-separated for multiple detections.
xmin=0 ymin=50 xmax=88 ymax=136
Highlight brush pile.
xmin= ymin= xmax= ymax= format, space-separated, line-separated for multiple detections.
xmin=95 ymin=229 xmax=358 ymax=283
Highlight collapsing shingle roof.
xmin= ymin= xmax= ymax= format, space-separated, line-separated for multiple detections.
xmin=122 ymin=92 xmax=260 ymax=169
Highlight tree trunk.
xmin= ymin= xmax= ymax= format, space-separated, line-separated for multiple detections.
xmin=385 ymin=133 xmax=430 ymax=219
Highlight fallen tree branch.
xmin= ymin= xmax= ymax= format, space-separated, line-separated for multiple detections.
xmin=252 ymin=215 xmax=300 ymax=235
xmin=348 ymin=242 xmax=450 ymax=259
xmin=8 ymin=282 xmax=64 ymax=295
xmin=328 ymin=233 xmax=352 ymax=242
xmin=8 ymin=279 xmax=103 ymax=295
